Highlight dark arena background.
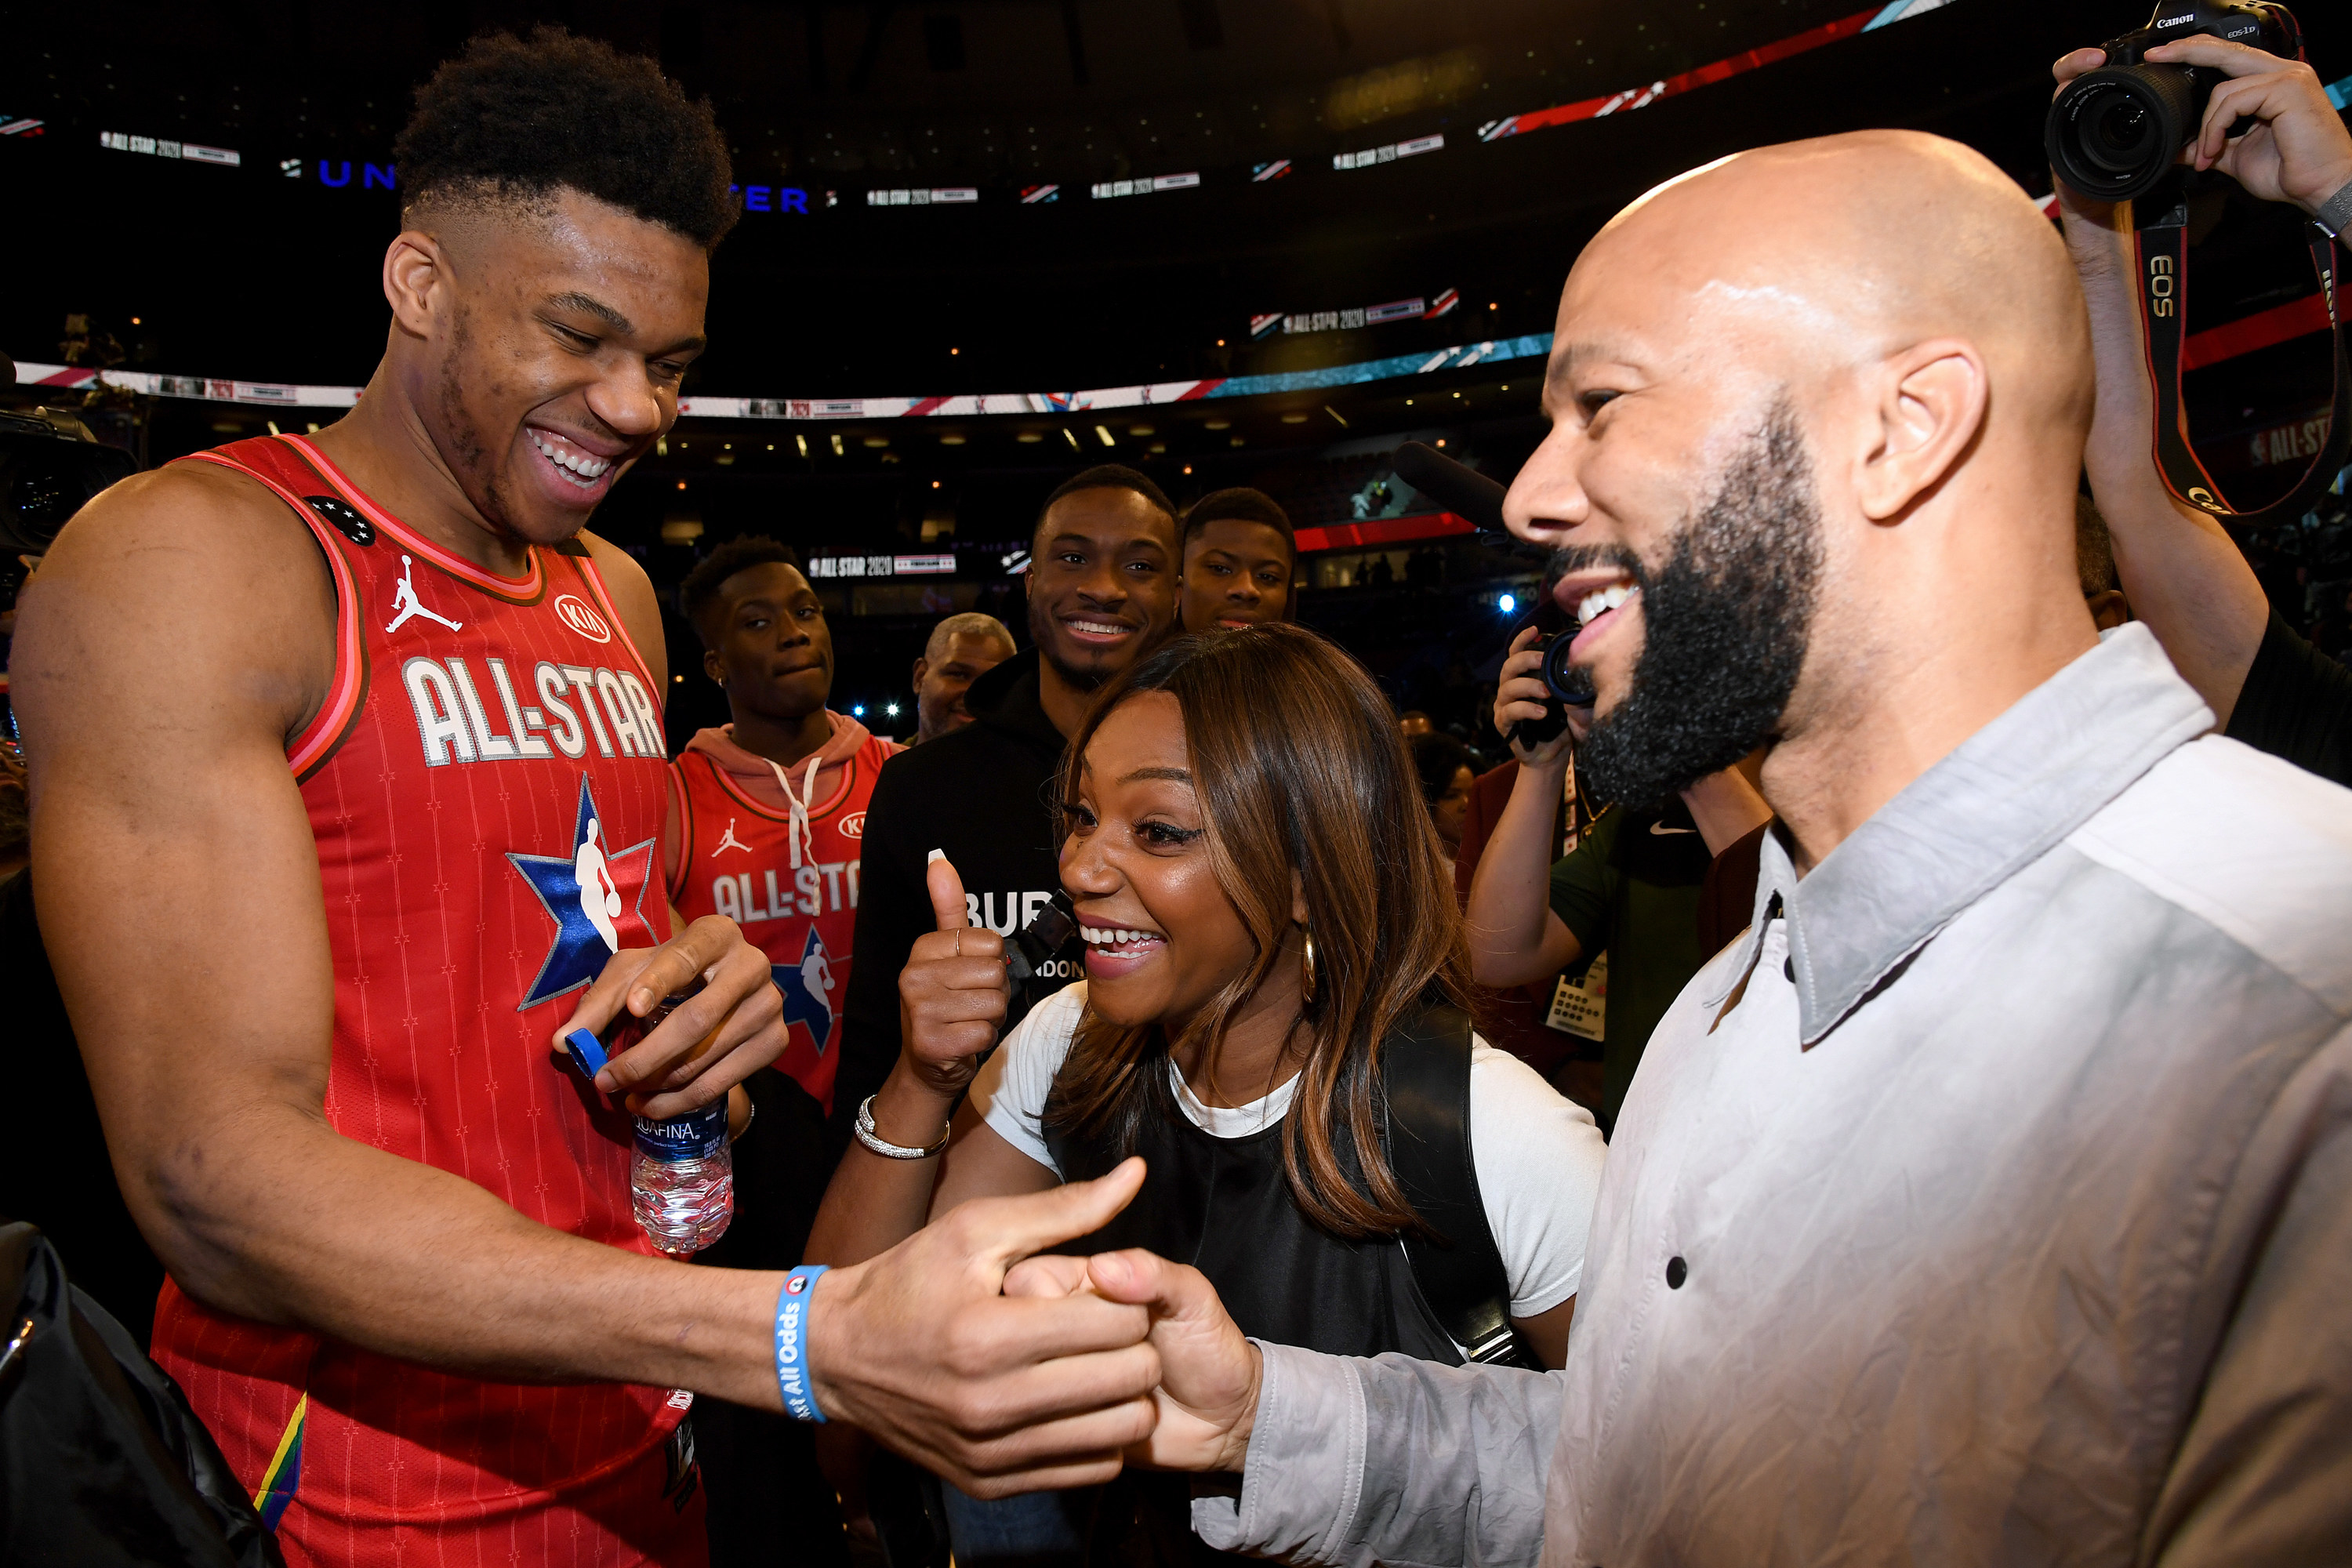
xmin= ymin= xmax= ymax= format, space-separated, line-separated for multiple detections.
xmin=5 ymin=0 xmax=2347 ymax=752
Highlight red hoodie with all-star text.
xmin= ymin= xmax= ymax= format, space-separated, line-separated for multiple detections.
xmin=665 ymin=713 xmax=899 ymax=1113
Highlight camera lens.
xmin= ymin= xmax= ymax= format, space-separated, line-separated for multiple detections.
xmin=2088 ymin=97 xmax=2153 ymax=166
xmin=1542 ymin=633 xmax=1595 ymax=709
xmin=2045 ymin=63 xmax=2201 ymax=202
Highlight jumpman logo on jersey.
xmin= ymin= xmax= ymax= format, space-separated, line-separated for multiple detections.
xmin=385 ymin=554 xmax=463 ymax=636
xmin=773 ymin=927 xmax=836 ymax=1055
xmin=711 ymin=818 xmax=753 ymax=856
xmin=508 ymin=775 xmax=660 ymax=1009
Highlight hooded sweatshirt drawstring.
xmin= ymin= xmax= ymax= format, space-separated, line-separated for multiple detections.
xmin=763 ymin=753 xmax=822 ymax=869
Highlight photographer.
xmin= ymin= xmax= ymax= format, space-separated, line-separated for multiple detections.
xmin=1466 ymin=626 xmax=1770 ymax=1135
xmin=2053 ymin=34 xmax=2352 ymax=785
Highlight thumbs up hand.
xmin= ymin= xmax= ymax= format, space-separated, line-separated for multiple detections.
xmin=896 ymin=851 xmax=1014 ymax=1101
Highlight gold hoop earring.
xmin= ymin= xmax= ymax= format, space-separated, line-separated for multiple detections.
xmin=1299 ymin=926 xmax=1319 ymax=1007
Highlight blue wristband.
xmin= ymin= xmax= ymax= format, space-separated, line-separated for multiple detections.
xmin=775 ymin=1265 xmax=829 ymax=1423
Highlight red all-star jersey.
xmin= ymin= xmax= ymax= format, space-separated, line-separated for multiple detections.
xmin=149 ymin=436 xmax=704 ymax=1566
xmin=666 ymin=734 xmax=897 ymax=1116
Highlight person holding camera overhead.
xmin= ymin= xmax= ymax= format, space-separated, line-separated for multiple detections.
xmin=805 ymin=622 xmax=1606 ymax=1563
xmin=2052 ymin=18 xmax=2352 ymax=786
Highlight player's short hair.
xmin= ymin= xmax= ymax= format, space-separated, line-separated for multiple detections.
xmin=1182 ymin=488 xmax=1296 ymax=565
xmin=394 ymin=26 xmax=739 ymax=248
xmin=680 ymin=535 xmax=807 ymax=643
xmin=1033 ymin=464 xmax=1178 ymax=553
xmin=924 ymin=612 xmax=1016 ymax=662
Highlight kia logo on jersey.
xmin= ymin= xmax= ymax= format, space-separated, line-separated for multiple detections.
xmin=554 ymin=593 xmax=612 ymax=643
xmin=837 ymin=811 xmax=866 ymax=840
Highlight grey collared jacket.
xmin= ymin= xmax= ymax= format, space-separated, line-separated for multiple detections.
xmin=1197 ymin=626 xmax=2352 ymax=1566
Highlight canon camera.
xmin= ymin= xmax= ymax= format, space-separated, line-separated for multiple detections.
xmin=2045 ymin=2 xmax=2303 ymax=203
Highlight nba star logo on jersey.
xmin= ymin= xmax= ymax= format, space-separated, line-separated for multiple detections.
xmin=508 ymin=775 xmax=662 ymax=1007
xmin=384 ymin=554 xmax=463 ymax=635
xmin=774 ymin=928 xmax=836 ymax=1055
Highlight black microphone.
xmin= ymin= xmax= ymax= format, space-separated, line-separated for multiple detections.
xmin=1393 ymin=441 xmax=1508 ymax=533
xmin=1392 ymin=443 xmax=1593 ymax=740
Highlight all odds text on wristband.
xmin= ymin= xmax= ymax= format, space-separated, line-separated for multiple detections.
xmin=775 ymin=1265 xmax=828 ymax=1422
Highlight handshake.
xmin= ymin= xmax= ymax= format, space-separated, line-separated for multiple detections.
xmin=797 ymin=1153 xmax=1265 ymax=1497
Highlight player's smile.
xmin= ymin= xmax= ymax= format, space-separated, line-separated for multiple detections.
xmin=521 ymin=422 xmax=627 ymax=510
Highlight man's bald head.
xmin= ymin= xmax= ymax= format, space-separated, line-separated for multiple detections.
xmin=912 ymin=612 xmax=1016 ymax=742
xmin=924 ymin=612 xmax=1015 ymax=665
xmin=1506 ymin=130 xmax=2102 ymax=823
xmin=1579 ymin=130 xmax=2092 ymax=441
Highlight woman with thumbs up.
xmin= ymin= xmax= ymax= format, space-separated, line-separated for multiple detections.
xmin=807 ymin=622 xmax=1606 ymax=1565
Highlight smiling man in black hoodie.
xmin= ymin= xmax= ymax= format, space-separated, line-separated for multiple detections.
xmin=830 ymin=464 xmax=1181 ymax=1146
xmin=817 ymin=462 xmax=1180 ymax=1559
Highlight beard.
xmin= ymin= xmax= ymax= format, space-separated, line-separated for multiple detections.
xmin=1569 ymin=395 xmax=1824 ymax=810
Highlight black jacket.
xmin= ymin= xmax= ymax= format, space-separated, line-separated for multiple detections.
xmin=833 ymin=649 xmax=1087 ymax=1147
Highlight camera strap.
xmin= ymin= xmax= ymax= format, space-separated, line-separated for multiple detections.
xmin=2134 ymin=205 xmax=2349 ymax=524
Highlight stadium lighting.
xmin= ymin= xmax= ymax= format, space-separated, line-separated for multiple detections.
xmin=1498 ymin=593 xmax=1518 ymax=615
xmin=852 ymin=704 xmax=867 ymax=717
xmin=886 ymin=702 xmax=902 ymax=717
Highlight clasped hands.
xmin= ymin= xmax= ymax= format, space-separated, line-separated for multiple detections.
xmin=802 ymin=1157 xmax=1265 ymax=1497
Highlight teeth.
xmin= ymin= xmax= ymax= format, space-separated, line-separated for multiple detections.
xmin=1576 ymin=582 xmax=1634 ymax=626
xmin=528 ymin=430 xmax=612 ymax=482
xmin=1069 ymin=619 xmax=1128 ymax=636
xmin=1083 ymin=926 xmax=1158 ymax=947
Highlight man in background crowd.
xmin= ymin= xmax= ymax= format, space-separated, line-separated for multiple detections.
xmin=666 ymin=534 xmax=899 ymax=1563
xmin=821 ymin=463 xmax=1182 ymax=1561
xmin=2055 ymin=32 xmax=2352 ymax=785
xmin=1178 ymin=487 xmax=1297 ymax=630
xmin=670 ymin=535 xmax=898 ymax=1121
xmin=909 ymin=610 xmax=1014 ymax=744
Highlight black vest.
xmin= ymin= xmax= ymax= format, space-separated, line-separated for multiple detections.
xmin=1047 ymin=1067 xmax=1461 ymax=1363
xmin=1041 ymin=1006 xmax=1508 ymax=1564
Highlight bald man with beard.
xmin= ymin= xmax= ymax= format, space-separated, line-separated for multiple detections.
xmin=964 ymin=132 xmax=2352 ymax=1565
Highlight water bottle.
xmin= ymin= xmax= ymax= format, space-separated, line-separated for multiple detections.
xmin=563 ymin=992 xmax=734 ymax=1258
xmin=628 ymin=1097 xmax=735 ymax=1258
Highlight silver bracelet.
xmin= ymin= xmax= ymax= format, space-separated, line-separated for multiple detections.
xmin=854 ymin=1094 xmax=949 ymax=1160
xmin=2317 ymin=177 xmax=2352 ymax=242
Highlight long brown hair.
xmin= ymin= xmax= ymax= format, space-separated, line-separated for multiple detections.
xmin=1043 ymin=622 xmax=1477 ymax=1240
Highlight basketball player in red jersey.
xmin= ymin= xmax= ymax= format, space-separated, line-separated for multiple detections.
xmin=668 ymin=537 xmax=898 ymax=1120
xmin=13 ymin=27 xmax=1168 ymax=1563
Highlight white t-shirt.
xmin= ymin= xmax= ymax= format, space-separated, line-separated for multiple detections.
xmin=969 ymin=981 xmax=1607 ymax=1318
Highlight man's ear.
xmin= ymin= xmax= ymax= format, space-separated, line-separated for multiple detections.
xmin=911 ymin=657 xmax=929 ymax=691
xmin=703 ymin=646 xmax=726 ymax=687
xmin=383 ymin=229 xmax=452 ymax=341
xmin=1854 ymin=338 xmax=1988 ymax=524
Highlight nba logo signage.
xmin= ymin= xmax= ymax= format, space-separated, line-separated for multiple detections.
xmin=554 ymin=594 xmax=612 ymax=643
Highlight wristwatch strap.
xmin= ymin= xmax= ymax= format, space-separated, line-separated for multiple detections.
xmin=2318 ymin=177 xmax=2352 ymax=241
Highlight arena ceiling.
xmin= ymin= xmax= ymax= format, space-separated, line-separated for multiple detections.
xmin=3 ymin=1 xmax=2340 ymax=405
